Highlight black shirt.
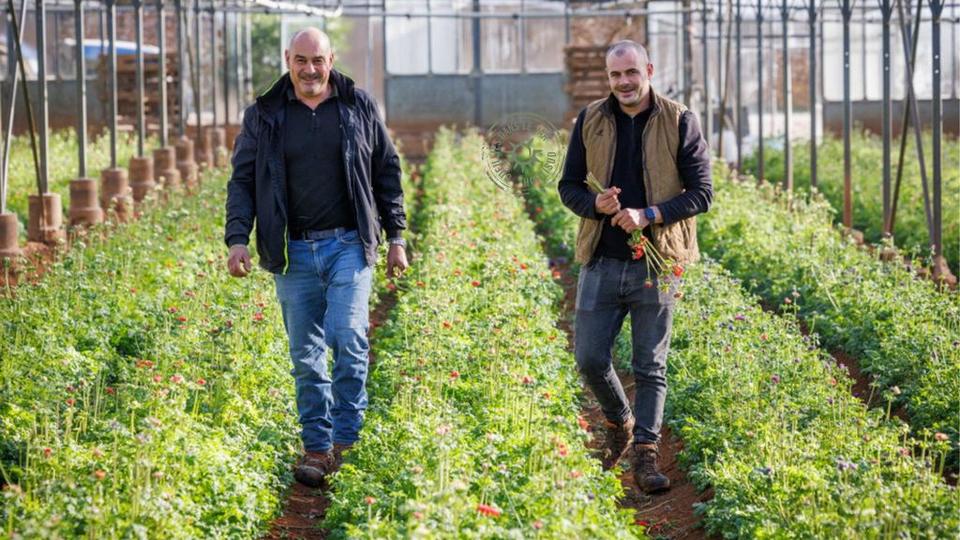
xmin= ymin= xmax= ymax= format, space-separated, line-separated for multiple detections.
xmin=283 ymin=85 xmax=356 ymax=233
xmin=558 ymin=94 xmax=714 ymax=260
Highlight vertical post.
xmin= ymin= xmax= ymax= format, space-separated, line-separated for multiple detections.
xmin=222 ymin=2 xmax=229 ymax=124
xmin=194 ymin=0 xmax=202 ymax=136
xmin=75 ymin=0 xmax=87 ymax=178
xmin=929 ymin=0 xmax=944 ymax=262
xmin=683 ymin=0 xmax=692 ymax=103
xmin=471 ymin=0 xmax=482 ymax=126
xmin=880 ymin=0 xmax=892 ymax=234
xmin=37 ymin=0 xmax=49 ymax=193
xmin=134 ymin=0 xmax=145 ymax=156
xmin=177 ymin=0 xmax=186 ymax=135
xmin=808 ymin=0 xmax=817 ymax=188
xmin=108 ymin=0 xmax=118 ymax=168
xmin=211 ymin=3 xmax=217 ymax=129
xmin=780 ymin=0 xmax=792 ymax=192
xmin=756 ymin=4 xmax=764 ymax=183
xmin=735 ymin=0 xmax=742 ymax=170
xmin=245 ymin=11 xmax=253 ymax=100
xmin=702 ymin=0 xmax=711 ymax=148
xmin=158 ymin=0 xmax=169 ymax=146
xmin=426 ymin=0 xmax=433 ymax=73
xmin=841 ymin=0 xmax=852 ymax=229
xmin=717 ymin=0 xmax=724 ymax=154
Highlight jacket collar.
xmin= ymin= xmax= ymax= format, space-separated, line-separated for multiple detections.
xmin=256 ymin=69 xmax=357 ymax=125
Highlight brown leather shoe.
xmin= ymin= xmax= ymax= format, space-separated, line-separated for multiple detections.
xmin=632 ymin=443 xmax=670 ymax=493
xmin=599 ymin=415 xmax=635 ymax=470
xmin=294 ymin=450 xmax=336 ymax=488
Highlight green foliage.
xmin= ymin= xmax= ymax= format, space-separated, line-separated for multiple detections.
xmin=743 ymin=131 xmax=960 ymax=274
xmin=0 ymin=173 xmax=299 ymax=537
xmin=700 ymin=163 xmax=960 ymax=464
xmin=323 ymin=130 xmax=641 ymax=539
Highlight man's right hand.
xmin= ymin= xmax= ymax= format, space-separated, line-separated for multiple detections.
xmin=227 ymin=245 xmax=252 ymax=277
xmin=595 ymin=186 xmax=622 ymax=215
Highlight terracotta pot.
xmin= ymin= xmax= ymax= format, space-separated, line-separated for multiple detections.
xmin=225 ymin=124 xmax=242 ymax=151
xmin=0 ymin=212 xmax=22 ymax=261
xmin=27 ymin=192 xmax=65 ymax=244
xmin=68 ymin=178 xmax=103 ymax=227
xmin=153 ymin=146 xmax=181 ymax=190
xmin=178 ymin=160 xmax=198 ymax=189
xmin=128 ymin=156 xmax=156 ymax=202
xmin=175 ymin=136 xmax=195 ymax=163
xmin=101 ymin=168 xmax=132 ymax=222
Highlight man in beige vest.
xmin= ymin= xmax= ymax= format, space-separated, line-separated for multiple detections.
xmin=558 ymin=41 xmax=713 ymax=493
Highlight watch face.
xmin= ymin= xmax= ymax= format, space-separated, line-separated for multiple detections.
xmin=645 ymin=208 xmax=656 ymax=221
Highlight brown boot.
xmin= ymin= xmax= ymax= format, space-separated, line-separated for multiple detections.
xmin=294 ymin=450 xmax=336 ymax=488
xmin=632 ymin=443 xmax=670 ymax=493
xmin=599 ymin=415 xmax=635 ymax=470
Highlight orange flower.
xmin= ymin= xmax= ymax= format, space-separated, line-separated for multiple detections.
xmin=476 ymin=504 xmax=501 ymax=517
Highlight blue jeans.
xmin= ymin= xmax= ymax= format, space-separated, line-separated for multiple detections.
xmin=273 ymin=229 xmax=373 ymax=452
xmin=574 ymin=256 xmax=678 ymax=445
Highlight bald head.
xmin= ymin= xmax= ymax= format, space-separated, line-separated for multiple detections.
xmin=285 ymin=27 xmax=336 ymax=101
xmin=288 ymin=27 xmax=333 ymax=55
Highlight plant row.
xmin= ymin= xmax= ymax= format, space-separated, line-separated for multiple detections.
xmin=0 ymin=172 xmax=301 ymax=538
xmin=323 ymin=130 xmax=641 ymax=539
xmin=743 ymin=130 xmax=960 ymax=274
xmin=515 ymin=139 xmax=957 ymax=537
xmin=700 ymin=162 xmax=960 ymax=456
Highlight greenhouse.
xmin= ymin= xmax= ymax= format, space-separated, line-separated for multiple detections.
xmin=0 ymin=0 xmax=957 ymax=538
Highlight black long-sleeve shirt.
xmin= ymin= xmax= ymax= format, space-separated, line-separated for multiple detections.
xmin=558 ymin=96 xmax=714 ymax=260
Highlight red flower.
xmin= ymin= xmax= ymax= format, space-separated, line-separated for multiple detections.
xmin=136 ymin=359 xmax=155 ymax=369
xmin=551 ymin=270 xmax=561 ymax=280
xmin=416 ymin=281 xmax=426 ymax=288
xmin=364 ymin=496 xmax=376 ymax=505
xmin=570 ymin=470 xmax=583 ymax=479
xmin=519 ymin=262 xmax=528 ymax=270
xmin=453 ymin=268 xmax=463 ymax=276
xmin=386 ymin=282 xmax=397 ymax=292
xmin=43 ymin=447 xmax=52 ymax=458
xmin=105 ymin=387 xmax=116 ymax=395
xmin=253 ymin=311 xmax=265 ymax=322
xmin=471 ymin=280 xmax=481 ymax=287
xmin=760 ymin=333 xmax=768 ymax=341
xmin=153 ymin=374 xmax=163 ymax=384
xmin=65 ymin=398 xmax=76 ymax=407
xmin=129 ymin=288 xmax=137 ymax=294
xmin=169 ymin=374 xmax=184 ymax=384
xmin=177 ymin=316 xmax=188 ymax=323
xmin=167 ymin=306 xmax=178 ymax=314
xmin=556 ymin=442 xmax=569 ymax=457
xmin=449 ymin=370 xmax=460 ymax=380
xmin=770 ymin=374 xmax=781 ymax=384
xmin=643 ymin=280 xmax=654 ymax=289
xmin=442 ymin=321 xmax=452 ymax=329
xmin=476 ymin=504 xmax=501 ymax=517
xmin=533 ymin=520 xmax=543 ymax=530
xmin=577 ymin=416 xmax=590 ymax=431
xmin=672 ymin=264 xmax=684 ymax=277
xmin=521 ymin=375 xmax=534 ymax=385
xmin=196 ymin=378 xmax=207 ymax=386
xmin=93 ymin=470 xmax=107 ymax=481
xmin=636 ymin=519 xmax=650 ymax=527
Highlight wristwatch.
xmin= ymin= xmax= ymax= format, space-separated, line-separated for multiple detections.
xmin=643 ymin=207 xmax=657 ymax=223
xmin=388 ymin=237 xmax=407 ymax=248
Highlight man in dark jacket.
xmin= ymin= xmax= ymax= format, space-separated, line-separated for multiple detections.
xmin=224 ymin=28 xmax=407 ymax=488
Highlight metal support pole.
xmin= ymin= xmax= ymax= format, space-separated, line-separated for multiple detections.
xmin=756 ymin=5 xmax=764 ymax=183
xmin=177 ymin=0 xmax=186 ymax=135
xmin=159 ymin=0 xmax=169 ymax=146
xmin=471 ymin=0 xmax=481 ymax=126
xmin=245 ymin=10 xmax=253 ymax=99
xmin=929 ymin=0 xmax=945 ymax=259
xmin=37 ymin=0 xmax=49 ymax=193
xmin=702 ymin=0 xmax=711 ymax=147
xmin=2 ymin=0 xmax=38 ymax=206
xmin=736 ymin=0 xmax=742 ymax=169
xmin=683 ymin=0 xmax=692 ymax=103
xmin=223 ymin=2 xmax=230 ymax=124
xmin=75 ymin=0 xmax=88 ymax=178
xmin=808 ymin=0 xmax=817 ymax=188
xmin=108 ymin=0 xmax=118 ymax=168
xmin=780 ymin=0 xmax=792 ymax=192
xmin=195 ymin=0 xmax=203 ymax=134
xmin=880 ymin=0 xmax=892 ymax=234
xmin=211 ymin=3 xmax=218 ymax=128
xmin=135 ymin=0 xmax=146 ymax=156
xmin=717 ymin=0 xmax=724 ymax=153
xmin=841 ymin=0 xmax=852 ymax=228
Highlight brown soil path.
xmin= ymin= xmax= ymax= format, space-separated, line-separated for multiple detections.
xmin=551 ymin=261 xmax=711 ymax=539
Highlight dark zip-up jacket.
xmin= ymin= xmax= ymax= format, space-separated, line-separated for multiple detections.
xmin=225 ymin=70 xmax=406 ymax=273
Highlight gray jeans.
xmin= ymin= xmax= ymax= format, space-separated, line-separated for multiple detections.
xmin=574 ymin=256 xmax=678 ymax=445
